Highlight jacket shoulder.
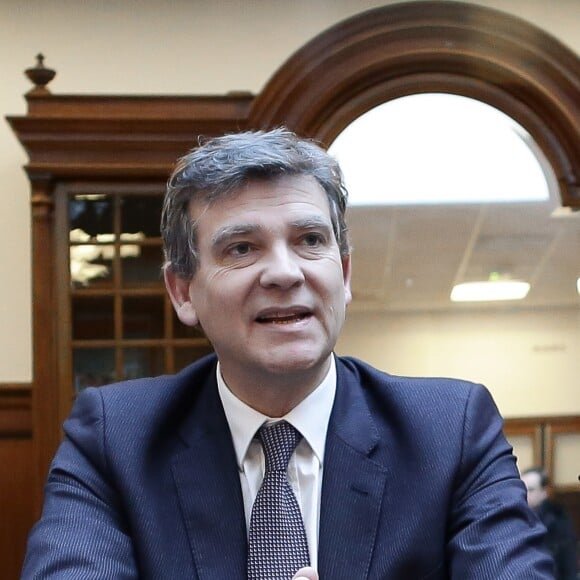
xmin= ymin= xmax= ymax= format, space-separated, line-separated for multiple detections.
xmin=64 ymin=354 xmax=217 ymax=440
xmin=336 ymin=355 xmax=483 ymax=402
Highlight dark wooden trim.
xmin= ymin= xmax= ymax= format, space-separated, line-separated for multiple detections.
xmin=249 ymin=1 xmax=580 ymax=207
xmin=0 ymin=382 xmax=32 ymax=392
xmin=505 ymin=416 xmax=580 ymax=428
xmin=0 ymin=384 xmax=32 ymax=437
xmin=29 ymin=175 xmax=59 ymax=512
xmin=6 ymin=94 xmax=254 ymax=179
xmin=545 ymin=416 xmax=580 ymax=431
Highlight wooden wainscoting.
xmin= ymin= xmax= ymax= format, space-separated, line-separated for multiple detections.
xmin=504 ymin=416 xmax=580 ymax=540
xmin=0 ymin=384 xmax=34 ymax=580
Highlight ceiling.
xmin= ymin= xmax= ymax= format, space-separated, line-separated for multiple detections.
xmin=334 ymin=95 xmax=580 ymax=315
xmin=347 ymin=200 xmax=580 ymax=313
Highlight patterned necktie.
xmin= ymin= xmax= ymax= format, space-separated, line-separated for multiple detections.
xmin=247 ymin=421 xmax=310 ymax=580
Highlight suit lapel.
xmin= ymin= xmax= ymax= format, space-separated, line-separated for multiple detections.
xmin=318 ymin=359 xmax=388 ymax=580
xmin=171 ymin=373 xmax=247 ymax=579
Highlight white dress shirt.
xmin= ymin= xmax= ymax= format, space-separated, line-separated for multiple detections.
xmin=217 ymin=357 xmax=337 ymax=569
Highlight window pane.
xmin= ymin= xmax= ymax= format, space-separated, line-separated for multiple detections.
xmin=174 ymin=345 xmax=214 ymax=372
xmin=123 ymin=347 xmax=165 ymax=380
xmin=70 ymin=195 xmax=113 ymax=236
xmin=121 ymin=244 xmax=163 ymax=288
xmin=72 ymin=295 xmax=115 ymax=340
xmin=120 ymin=195 xmax=162 ymax=238
xmin=73 ymin=348 xmax=115 ymax=393
xmin=172 ymin=311 xmax=209 ymax=340
xmin=122 ymin=296 xmax=164 ymax=339
xmin=553 ymin=433 xmax=580 ymax=486
xmin=70 ymin=244 xmax=114 ymax=289
xmin=506 ymin=434 xmax=535 ymax=474
xmin=329 ymin=94 xmax=551 ymax=206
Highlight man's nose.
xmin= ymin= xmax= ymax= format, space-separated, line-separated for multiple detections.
xmin=259 ymin=244 xmax=305 ymax=289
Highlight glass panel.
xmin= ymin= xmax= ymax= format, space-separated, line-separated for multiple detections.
xmin=123 ymin=347 xmax=165 ymax=380
xmin=73 ymin=348 xmax=116 ymax=393
xmin=174 ymin=345 xmax=214 ymax=372
xmin=122 ymin=296 xmax=164 ymax=339
xmin=329 ymin=94 xmax=551 ymax=206
xmin=172 ymin=311 xmax=209 ymax=340
xmin=69 ymin=194 xmax=114 ymax=236
xmin=70 ymin=243 xmax=115 ymax=289
xmin=72 ymin=296 xmax=115 ymax=340
xmin=120 ymin=195 xmax=163 ymax=238
xmin=121 ymin=244 xmax=163 ymax=287
xmin=506 ymin=434 xmax=535 ymax=474
xmin=553 ymin=433 xmax=580 ymax=485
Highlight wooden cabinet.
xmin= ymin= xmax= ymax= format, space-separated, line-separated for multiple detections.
xmin=4 ymin=63 xmax=255 ymax=578
xmin=60 ymin=185 xmax=213 ymax=397
xmin=7 ymin=79 xmax=254 ymax=501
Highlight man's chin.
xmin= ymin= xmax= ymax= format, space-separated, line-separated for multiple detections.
xmin=258 ymin=349 xmax=331 ymax=377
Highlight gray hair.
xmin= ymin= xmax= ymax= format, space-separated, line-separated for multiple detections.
xmin=161 ymin=128 xmax=350 ymax=279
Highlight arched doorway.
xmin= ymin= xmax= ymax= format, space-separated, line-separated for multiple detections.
xmin=250 ymin=1 xmax=579 ymax=207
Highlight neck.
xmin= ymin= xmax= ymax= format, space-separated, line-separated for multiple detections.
xmin=220 ymin=359 xmax=331 ymax=417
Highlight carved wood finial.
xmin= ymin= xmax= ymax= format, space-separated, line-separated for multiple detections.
xmin=25 ymin=54 xmax=56 ymax=94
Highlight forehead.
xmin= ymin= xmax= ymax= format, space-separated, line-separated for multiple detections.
xmin=190 ymin=174 xmax=331 ymax=224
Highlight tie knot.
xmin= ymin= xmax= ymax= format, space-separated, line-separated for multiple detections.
xmin=258 ymin=421 xmax=302 ymax=473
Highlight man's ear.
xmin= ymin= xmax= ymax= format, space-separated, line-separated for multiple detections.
xmin=342 ymin=254 xmax=353 ymax=306
xmin=164 ymin=267 xmax=199 ymax=327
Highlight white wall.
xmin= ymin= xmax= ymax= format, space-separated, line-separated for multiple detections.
xmin=337 ymin=307 xmax=580 ymax=417
xmin=1 ymin=0 xmax=579 ymax=412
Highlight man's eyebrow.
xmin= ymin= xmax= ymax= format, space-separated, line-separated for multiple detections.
xmin=291 ymin=216 xmax=332 ymax=231
xmin=211 ymin=224 xmax=260 ymax=247
xmin=211 ymin=216 xmax=332 ymax=247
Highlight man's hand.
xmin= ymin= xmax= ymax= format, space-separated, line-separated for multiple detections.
xmin=293 ymin=567 xmax=319 ymax=580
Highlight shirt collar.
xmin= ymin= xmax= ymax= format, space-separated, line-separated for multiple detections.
xmin=217 ymin=357 xmax=336 ymax=471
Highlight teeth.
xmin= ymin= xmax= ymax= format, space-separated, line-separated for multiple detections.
xmin=271 ymin=315 xmax=300 ymax=324
xmin=258 ymin=313 xmax=308 ymax=323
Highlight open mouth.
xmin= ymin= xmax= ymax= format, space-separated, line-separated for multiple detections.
xmin=256 ymin=312 xmax=311 ymax=324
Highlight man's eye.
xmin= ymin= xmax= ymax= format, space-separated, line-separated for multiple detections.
xmin=229 ymin=242 xmax=252 ymax=256
xmin=303 ymin=233 xmax=324 ymax=247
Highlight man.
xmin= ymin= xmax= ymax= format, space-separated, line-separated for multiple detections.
xmin=22 ymin=129 xmax=552 ymax=579
xmin=521 ymin=467 xmax=578 ymax=579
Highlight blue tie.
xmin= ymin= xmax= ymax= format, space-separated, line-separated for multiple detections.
xmin=247 ymin=421 xmax=311 ymax=579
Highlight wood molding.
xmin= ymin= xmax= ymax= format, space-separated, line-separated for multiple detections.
xmin=249 ymin=1 xmax=580 ymax=207
xmin=505 ymin=416 xmax=580 ymax=428
xmin=0 ymin=384 xmax=32 ymax=437
xmin=0 ymin=382 xmax=31 ymax=392
xmin=7 ymin=94 xmax=254 ymax=180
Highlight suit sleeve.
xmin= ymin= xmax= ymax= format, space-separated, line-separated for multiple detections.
xmin=21 ymin=387 xmax=138 ymax=580
xmin=446 ymin=384 xmax=554 ymax=579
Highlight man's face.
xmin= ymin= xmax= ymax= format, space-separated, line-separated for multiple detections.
xmin=166 ymin=175 xmax=352 ymax=393
xmin=521 ymin=471 xmax=547 ymax=509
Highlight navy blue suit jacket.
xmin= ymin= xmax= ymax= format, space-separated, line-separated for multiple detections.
xmin=22 ymin=355 xmax=553 ymax=578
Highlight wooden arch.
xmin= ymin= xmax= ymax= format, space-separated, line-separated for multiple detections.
xmin=249 ymin=1 xmax=580 ymax=207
